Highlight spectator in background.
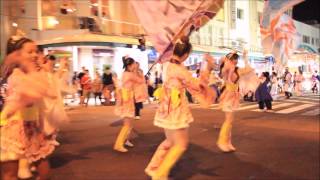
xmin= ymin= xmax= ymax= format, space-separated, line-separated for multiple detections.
xmin=56 ymin=58 xmax=75 ymax=106
xmin=255 ymin=72 xmax=273 ymax=112
xmin=102 ymin=66 xmax=114 ymax=105
xmin=92 ymin=71 xmax=103 ymax=105
xmin=270 ymin=72 xmax=278 ymax=100
xmin=71 ymin=72 xmax=79 ymax=102
xmin=294 ymin=70 xmax=305 ymax=96
xmin=283 ymin=67 xmax=292 ymax=99
xmin=209 ymin=72 xmax=223 ymax=103
xmin=133 ymin=62 xmax=148 ymax=119
xmin=145 ymin=76 xmax=154 ymax=102
xmin=154 ymin=71 xmax=163 ymax=88
xmin=311 ymin=70 xmax=319 ymax=94
xmin=80 ymin=69 xmax=92 ymax=106
xmin=293 ymin=71 xmax=297 ymax=90
xmin=77 ymin=66 xmax=86 ymax=104
xmin=196 ymin=68 xmax=200 ymax=78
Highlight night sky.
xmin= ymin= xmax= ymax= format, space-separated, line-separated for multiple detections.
xmin=293 ymin=0 xmax=320 ymax=22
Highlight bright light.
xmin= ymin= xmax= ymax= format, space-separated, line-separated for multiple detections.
xmin=12 ymin=22 xmax=18 ymax=27
xmin=47 ymin=17 xmax=59 ymax=27
xmin=92 ymin=3 xmax=98 ymax=7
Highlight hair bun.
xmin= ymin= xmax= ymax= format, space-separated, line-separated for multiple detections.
xmin=122 ymin=57 xmax=135 ymax=69
xmin=226 ymin=52 xmax=239 ymax=61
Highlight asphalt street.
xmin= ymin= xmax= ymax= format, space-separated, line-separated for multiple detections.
xmin=50 ymin=94 xmax=320 ymax=180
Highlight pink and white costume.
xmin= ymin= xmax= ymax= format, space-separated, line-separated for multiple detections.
xmin=219 ymin=59 xmax=260 ymax=112
xmin=134 ymin=70 xmax=148 ymax=103
xmin=294 ymin=74 xmax=304 ymax=96
xmin=0 ymin=69 xmax=60 ymax=163
xmin=154 ymin=62 xmax=215 ymax=130
xmin=270 ymin=76 xmax=279 ymax=99
xmin=115 ymin=71 xmax=145 ymax=118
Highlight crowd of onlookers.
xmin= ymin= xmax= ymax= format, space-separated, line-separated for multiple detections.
xmin=69 ymin=66 xmax=116 ymax=106
xmin=1 ymin=62 xmax=319 ymax=110
xmin=67 ymin=67 xmax=164 ymax=107
xmin=241 ymin=69 xmax=319 ymax=111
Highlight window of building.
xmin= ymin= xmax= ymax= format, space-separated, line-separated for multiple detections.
xmin=303 ymin=35 xmax=310 ymax=44
xmin=237 ymin=8 xmax=244 ymax=19
xmin=311 ymin=38 xmax=314 ymax=45
xmin=316 ymin=39 xmax=320 ymax=47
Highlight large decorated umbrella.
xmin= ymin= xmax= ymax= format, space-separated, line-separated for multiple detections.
xmin=130 ymin=0 xmax=224 ymax=64
xmin=260 ymin=0 xmax=304 ymax=69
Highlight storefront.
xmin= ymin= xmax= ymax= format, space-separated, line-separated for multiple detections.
xmin=41 ymin=45 xmax=151 ymax=79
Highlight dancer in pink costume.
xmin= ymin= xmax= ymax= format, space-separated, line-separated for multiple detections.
xmin=217 ymin=50 xmax=260 ymax=153
xmin=145 ymin=37 xmax=216 ymax=180
xmin=0 ymin=37 xmax=64 ymax=180
xmin=113 ymin=57 xmax=145 ymax=152
xmin=294 ymin=70 xmax=305 ymax=96
xmin=133 ymin=62 xmax=148 ymax=120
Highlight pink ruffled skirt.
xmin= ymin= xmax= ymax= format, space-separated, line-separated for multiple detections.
xmin=219 ymin=89 xmax=240 ymax=112
xmin=0 ymin=120 xmax=59 ymax=162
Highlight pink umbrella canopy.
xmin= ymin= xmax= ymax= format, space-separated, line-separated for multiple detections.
xmin=130 ymin=0 xmax=224 ymax=63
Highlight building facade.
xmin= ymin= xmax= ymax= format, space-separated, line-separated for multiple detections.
xmin=189 ymin=0 xmax=267 ymax=73
xmin=288 ymin=20 xmax=320 ymax=76
xmin=1 ymin=0 xmax=319 ymax=77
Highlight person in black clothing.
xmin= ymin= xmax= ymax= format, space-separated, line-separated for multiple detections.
xmin=77 ymin=66 xmax=86 ymax=80
xmin=102 ymin=66 xmax=114 ymax=105
xmin=154 ymin=71 xmax=163 ymax=88
xmin=145 ymin=76 xmax=154 ymax=99
xmin=255 ymin=72 xmax=273 ymax=111
xmin=77 ymin=66 xmax=86 ymax=101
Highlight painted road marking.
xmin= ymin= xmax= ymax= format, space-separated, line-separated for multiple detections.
xmin=251 ymin=103 xmax=293 ymax=112
xmin=301 ymin=109 xmax=320 ymax=116
xmin=275 ymin=104 xmax=315 ymax=114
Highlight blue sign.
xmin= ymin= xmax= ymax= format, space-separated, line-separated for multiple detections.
xmin=265 ymin=56 xmax=275 ymax=64
xmin=148 ymin=48 xmax=158 ymax=62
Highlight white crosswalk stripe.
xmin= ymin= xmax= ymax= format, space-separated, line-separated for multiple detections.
xmin=275 ymin=104 xmax=316 ymax=114
xmin=189 ymin=94 xmax=319 ymax=116
xmin=291 ymin=97 xmax=319 ymax=101
xmin=251 ymin=103 xmax=293 ymax=112
xmin=301 ymin=109 xmax=320 ymax=116
xmin=285 ymin=99 xmax=318 ymax=104
xmin=237 ymin=104 xmax=261 ymax=110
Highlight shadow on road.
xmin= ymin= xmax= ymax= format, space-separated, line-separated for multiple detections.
xmin=50 ymin=152 xmax=90 ymax=169
xmin=127 ymin=132 xmax=297 ymax=179
xmin=49 ymin=123 xmax=309 ymax=179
